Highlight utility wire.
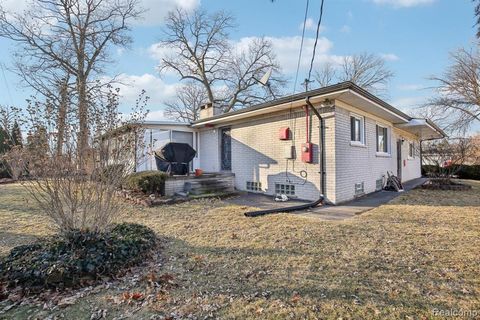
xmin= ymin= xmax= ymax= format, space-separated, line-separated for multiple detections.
xmin=0 ymin=62 xmax=14 ymax=106
xmin=293 ymin=0 xmax=310 ymax=94
xmin=307 ymin=0 xmax=325 ymax=84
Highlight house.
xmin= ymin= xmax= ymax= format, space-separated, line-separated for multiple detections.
xmin=134 ymin=82 xmax=445 ymax=204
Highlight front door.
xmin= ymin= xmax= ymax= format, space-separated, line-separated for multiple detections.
xmin=396 ymin=140 xmax=402 ymax=181
xmin=221 ymin=128 xmax=232 ymax=171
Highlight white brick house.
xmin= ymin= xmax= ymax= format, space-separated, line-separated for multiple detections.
xmin=136 ymin=82 xmax=445 ymax=204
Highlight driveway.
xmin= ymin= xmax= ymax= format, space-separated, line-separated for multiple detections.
xmin=227 ymin=178 xmax=426 ymax=221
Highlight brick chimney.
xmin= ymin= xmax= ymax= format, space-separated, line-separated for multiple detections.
xmin=199 ymin=102 xmax=222 ymax=120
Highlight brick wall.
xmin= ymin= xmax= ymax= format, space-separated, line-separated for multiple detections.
xmin=200 ymin=105 xmax=337 ymax=202
xmin=334 ymin=101 xmax=421 ymax=203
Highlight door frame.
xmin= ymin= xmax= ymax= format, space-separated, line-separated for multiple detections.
xmin=396 ymin=139 xmax=402 ymax=181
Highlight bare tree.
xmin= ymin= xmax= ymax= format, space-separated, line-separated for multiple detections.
xmin=314 ymin=53 xmax=394 ymax=93
xmin=0 ymin=0 xmax=143 ymax=163
xmin=425 ymin=47 xmax=480 ymax=133
xmin=159 ymin=8 xmax=284 ymax=113
xmin=164 ymin=82 xmax=208 ymax=122
xmin=314 ymin=62 xmax=337 ymax=88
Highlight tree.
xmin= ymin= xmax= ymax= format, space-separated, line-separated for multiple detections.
xmin=0 ymin=125 xmax=9 ymax=154
xmin=164 ymin=82 xmax=209 ymax=122
xmin=475 ymin=0 xmax=480 ymax=38
xmin=0 ymin=0 xmax=144 ymax=162
xmin=159 ymin=8 xmax=284 ymax=113
xmin=10 ymin=121 xmax=22 ymax=147
xmin=425 ymin=47 xmax=480 ymax=133
xmin=314 ymin=53 xmax=394 ymax=93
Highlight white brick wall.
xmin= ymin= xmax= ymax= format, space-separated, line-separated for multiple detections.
xmin=334 ymin=101 xmax=421 ymax=203
xmin=196 ymin=100 xmax=421 ymax=204
xmin=197 ymin=105 xmax=335 ymax=202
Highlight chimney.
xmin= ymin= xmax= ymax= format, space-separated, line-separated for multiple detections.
xmin=199 ymin=102 xmax=222 ymax=120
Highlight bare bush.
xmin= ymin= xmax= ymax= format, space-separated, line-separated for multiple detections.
xmin=20 ymin=88 xmax=148 ymax=234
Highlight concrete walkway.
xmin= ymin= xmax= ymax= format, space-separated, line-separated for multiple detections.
xmin=294 ymin=178 xmax=426 ymax=220
xmin=227 ymin=178 xmax=426 ymax=221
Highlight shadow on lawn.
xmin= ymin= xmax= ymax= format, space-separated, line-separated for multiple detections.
xmin=161 ymin=235 xmax=461 ymax=315
xmin=388 ymin=180 xmax=480 ymax=207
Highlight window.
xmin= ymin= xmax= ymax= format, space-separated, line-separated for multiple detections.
xmin=275 ymin=183 xmax=295 ymax=196
xmin=246 ymin=181 xmax=262 ymax=192
xmin=350 ymin=114 xmax=365 ymax=144
xmin=376 ymin=125 xmax=389 ymax=153
xmin=409 ymin=142 xmax=414 ymax=158
xmin=376 ymin=178 xmax=383 ymax=191
xmin=355 ymin=182 xmax=365 ymax=197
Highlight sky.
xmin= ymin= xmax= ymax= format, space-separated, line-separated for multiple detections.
xmin=0 ymin=0 xmax=478 ymax=131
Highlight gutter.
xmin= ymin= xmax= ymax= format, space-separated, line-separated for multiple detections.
xmin=245 ymin=96 xmax=325 ymax=217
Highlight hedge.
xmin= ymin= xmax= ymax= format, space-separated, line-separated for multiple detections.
xmin=422 ymin=164 xmax=480 ymax=180
xmin=0 ymin=223 xmax=157 ymax=290
xmin=125 ymin=170 xmax=168 ymax=195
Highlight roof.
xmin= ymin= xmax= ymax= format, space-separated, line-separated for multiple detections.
xmin=191 ymin=81 xmax=445 ymax=139
xmin=192 ymin=81 xmax=412 ymax=125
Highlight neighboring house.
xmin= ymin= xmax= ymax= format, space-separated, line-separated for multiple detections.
xmin=133 ymin=82 xmax=445 ymax=204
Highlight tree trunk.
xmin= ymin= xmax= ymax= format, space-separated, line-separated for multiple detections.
xmin=56 ymin=81 xmax=68 ymax=157
xmin=77 ymin=75 xmax=88 ymax=166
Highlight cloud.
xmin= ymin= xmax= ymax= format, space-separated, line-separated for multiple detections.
xmin=380 ymin=53 xmax=399 ymax=61
xmin=235 ymin=36 xmax=342 ymax=75
xmin=371 ymin=0 xmax=435 ymax=8
xmin=397 ymin=83 xmax=425 ymax=91
xmin=0 ymin=0 xmax=199 ymax=26
xmin=391 ymin=96 xmax=427 ymax=111
xmin=145 ymin=110 xmax=168 ymax=121
xmin=114 ymin=73 xmax=179 ymax=112
xmin=298 ymin=18 xmax=326 ymax=32
xmin=139 ymin=0 xmax=199 ymax=25
xmin=149 ymin=35 xmax=343 ymax=76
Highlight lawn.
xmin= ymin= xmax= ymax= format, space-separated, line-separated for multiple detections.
xmin=0 ymin=181 xmax=479 ymax=319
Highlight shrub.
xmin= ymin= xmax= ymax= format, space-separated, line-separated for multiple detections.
xmin=0 ymin=223 xmax=157 ymax=290
xmin=0 ymin=161 xmax=11 ymax=179
xmin=422 ymin=164 xmax=480 ymax=180
xmin=457 ymin=165 xmax=480 ymax=180
xmin=125 ymin=171 xmax=167 ymax=195
xmin=93 ymin=163 xmax=126 ymax=183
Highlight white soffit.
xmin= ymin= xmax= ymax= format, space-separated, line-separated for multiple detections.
xmin=396 ymin=119 xmax=444 ymax=139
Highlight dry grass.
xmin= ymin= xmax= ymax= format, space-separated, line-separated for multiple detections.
xmin=0 ymin=180 xmax=479 ymax=319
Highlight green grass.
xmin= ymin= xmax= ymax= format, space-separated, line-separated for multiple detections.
xmin=0 ymin=180 xmax=479 ymax=319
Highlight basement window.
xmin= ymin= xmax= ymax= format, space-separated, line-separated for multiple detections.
xmin=354 ymin=182 xmax=365 ymax=197
xmin=275 ymin=183 xmax=295 ymax=196
xmin=376 ymin=178 xmax=383 ymax=191
xmin=246 ymin=181 xmax=262 ymax=192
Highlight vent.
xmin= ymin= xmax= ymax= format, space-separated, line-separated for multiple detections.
xmin=246 ymin=181 xmax=262 ymax=192
xmin=354 ymin=182 xmax=365 ymax=197
xmin=275 ymin=183 xmax=295 ymax=196
xmin=376 ymin=178 xmax=383 ymax=191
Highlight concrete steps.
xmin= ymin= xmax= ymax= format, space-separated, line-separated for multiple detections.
xmin=185 ymin=176 xmax=234 ymax=195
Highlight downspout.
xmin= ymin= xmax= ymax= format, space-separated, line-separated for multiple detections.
xmin=306 ymin=97 xmax=326 ymax=195
xmin=245 ymin=97 xmax=325 ymax=217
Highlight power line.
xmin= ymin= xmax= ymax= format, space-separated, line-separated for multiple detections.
xmin=293 ymin=0 xmax=310 ymax=94
xmin=0 ymin=62 xmax=14 ymax=106
xmin=306 ymin=0 xmax=325 ymax=86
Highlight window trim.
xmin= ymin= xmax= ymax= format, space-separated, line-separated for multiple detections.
xmin=350 ymin=113 xmax=365 ymax=146
xmin=376 ymin=124 xmax=390 ymax=156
